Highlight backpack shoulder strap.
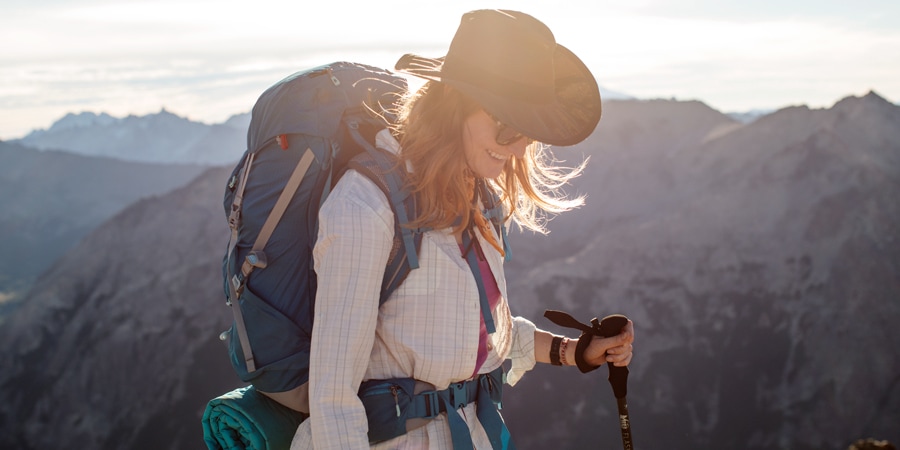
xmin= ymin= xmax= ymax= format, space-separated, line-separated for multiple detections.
xmin=345 ymin=147 xmax=425 ymax=306
xmin=475 ymin=178 xmax=511 ymax=261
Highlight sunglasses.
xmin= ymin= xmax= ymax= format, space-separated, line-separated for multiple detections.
xmin=489 ymin=113 xmax=534 ymax=146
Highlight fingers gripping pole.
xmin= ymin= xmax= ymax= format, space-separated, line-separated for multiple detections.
xmin=595 ymin=315 xmax=630 ymax=400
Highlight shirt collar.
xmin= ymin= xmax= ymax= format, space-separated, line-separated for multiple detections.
xmin=375 ymin=128 xmax=400 ymax=155
xmin=375 ymin=128 xmax=413 ymax=173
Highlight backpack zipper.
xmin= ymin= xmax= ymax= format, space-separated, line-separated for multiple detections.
xmin=361 ymin=384 xmax=402 ymax=417
xmin=391 ymin=385 xmax=401 ymax=417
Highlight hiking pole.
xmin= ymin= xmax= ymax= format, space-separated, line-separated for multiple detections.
xmin=544 ymin=311 xmax=633 ymax=450
xmin=594 ymin=315 xmax=633 ymax=450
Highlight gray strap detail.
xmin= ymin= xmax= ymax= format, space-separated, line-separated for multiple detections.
xmin=229 ymin=275 xmax=256 ymax=372
xmin=241 ymin=148 xmax=316 ymax=279
xmin=226 ymin=152 xmax=257 ymax=372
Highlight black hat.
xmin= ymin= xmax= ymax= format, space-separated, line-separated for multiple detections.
xmin=394 ymin=9 xmax=602 ymax=146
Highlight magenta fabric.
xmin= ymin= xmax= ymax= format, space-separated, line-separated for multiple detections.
xmin=460 ymin=243 xmax=502 ymax=377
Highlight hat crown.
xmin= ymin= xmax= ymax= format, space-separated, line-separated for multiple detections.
xmin=443 ymin=10 xmax=557 ymax=105
xmin=394 ymin=9 xmax=602 ymax=146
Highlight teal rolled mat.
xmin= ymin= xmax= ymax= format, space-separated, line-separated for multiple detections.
xmin=202 ymin=386 xmax=308 ymax=450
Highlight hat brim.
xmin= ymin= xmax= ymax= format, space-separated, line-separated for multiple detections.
xmin=395 ymin=44 xmax=601 ymax=147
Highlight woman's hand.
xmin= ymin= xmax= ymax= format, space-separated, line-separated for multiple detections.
xmin=575 ymin=319 xmax=635 ymax=367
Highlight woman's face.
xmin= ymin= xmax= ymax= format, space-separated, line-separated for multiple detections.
xmin=462 ymin=110 xmax=530 ymax=179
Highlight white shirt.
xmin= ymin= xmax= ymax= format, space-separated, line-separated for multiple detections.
xmin=292 ymin=130 xmax=537 ymax=449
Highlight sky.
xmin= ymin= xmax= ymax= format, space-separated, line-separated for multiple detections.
xmin=1 ymin=0 xmax=899 ymax=140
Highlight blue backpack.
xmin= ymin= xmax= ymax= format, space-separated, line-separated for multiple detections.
xmin=218 ymin=61 xmax=515 ymax=448
xmin=222 ymin=61 xmax=422 ymax=392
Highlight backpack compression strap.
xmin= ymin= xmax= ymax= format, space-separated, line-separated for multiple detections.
xmin=225 ymin=146 xmax=317 ymax=373
xmin=225 ymin=151 xmax=257 ymax=372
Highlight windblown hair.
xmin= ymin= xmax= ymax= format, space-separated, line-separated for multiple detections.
xmin=390 ymin=81 xmax=586 ymax=236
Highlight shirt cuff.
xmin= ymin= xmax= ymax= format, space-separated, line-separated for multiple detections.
xmin=506 ymin=316 xmax=537 ymax=386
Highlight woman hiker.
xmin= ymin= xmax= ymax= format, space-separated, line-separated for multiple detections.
xmin=292 ymin=9 xmax=635 ymax=449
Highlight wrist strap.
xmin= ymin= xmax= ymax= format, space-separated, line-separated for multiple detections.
xmin=549 ymin=336 xmax=563 ymax=366
xmin=574 ymin=331 xmax=602 ymax=373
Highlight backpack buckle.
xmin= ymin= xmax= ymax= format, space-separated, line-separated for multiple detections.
xmin=227 ymin=207 xmax=241 ymax=231
xmin=417 ymin=391 xmax=441 ymax=419
xmin=449 ymin=382 xmax=468 ymax=410
xmin=230 ymin=273 xmax=245 ymax=297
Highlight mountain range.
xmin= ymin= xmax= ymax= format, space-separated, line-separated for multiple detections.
xmin=503 ymin=91 xmax=900 ymax=449
xmin=12 ymin=109 xmax=250 ymax=165
xmin=7 ymin=98 xmax=767 ymax=167
xmin=0 ymin=91 xmax=897 ymax=449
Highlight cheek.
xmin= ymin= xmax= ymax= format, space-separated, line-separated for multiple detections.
xmin=461 ymin=122 xmax=480 ymax=165
xmin=510 ymin=141 xmax=529 ymax=159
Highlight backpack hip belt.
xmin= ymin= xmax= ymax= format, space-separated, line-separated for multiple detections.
xmin=358 ymin=366 xmax=514 ymax=449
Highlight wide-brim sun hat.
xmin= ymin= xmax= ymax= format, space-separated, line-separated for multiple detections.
xmin=394 ymin=9 xmax=602 ymax=147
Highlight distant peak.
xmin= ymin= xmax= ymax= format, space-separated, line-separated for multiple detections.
xmin=862 ymin=90 xmax=888 ymax=102
xmin=832 ymin=90 xmax=895 ymax=113
xmin=46 ymin=111 xmax=119 ymax=133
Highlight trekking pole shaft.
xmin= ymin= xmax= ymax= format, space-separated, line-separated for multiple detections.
xmin=597 ymin=315 xmax=633 ymax=450
xmin=616 ymin=396 xmax=633 ymax=450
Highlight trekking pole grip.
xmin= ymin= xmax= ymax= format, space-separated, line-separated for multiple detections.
xmin=593 ymin=315 xmax=629 ymax=400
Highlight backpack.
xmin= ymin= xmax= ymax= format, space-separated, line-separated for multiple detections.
xmin=221 ymin=61 xmax=422 ymax=392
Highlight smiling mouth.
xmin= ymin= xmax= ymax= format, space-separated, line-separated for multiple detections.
xmin=486 ymin=148 xmax=508 ymax=161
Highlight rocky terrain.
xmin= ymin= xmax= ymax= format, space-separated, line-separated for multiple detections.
xmin=503 ymin=92 xmax=900 ymax=449
xmin=0 ymin=142 xmax=208 ymax=307
xmin=0 ymin=166 xmax=236 ymax=449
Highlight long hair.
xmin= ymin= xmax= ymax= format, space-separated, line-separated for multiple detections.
xmin=391 ymin=81 xmax=586 ymax=236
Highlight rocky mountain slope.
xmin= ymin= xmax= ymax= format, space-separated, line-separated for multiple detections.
xmin=0 ymin=166 xmax=237 ymax=450
xmin=503 ymin=92 xmax=900 ymax=449
xmin=0 ymin=142 xmax=208 ymax=304
xmin=0 ymin=93 xmax=897 ymax=449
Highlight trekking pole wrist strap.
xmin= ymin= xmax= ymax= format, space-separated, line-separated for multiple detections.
xmin=574 ymin=331 xmax=602 ymax=373
xmin=543 ymin=309 xmax=604 ymax=373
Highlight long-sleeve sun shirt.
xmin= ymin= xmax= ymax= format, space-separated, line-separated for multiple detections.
xmin=290 ymin=130 xmax=537 ymax=449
